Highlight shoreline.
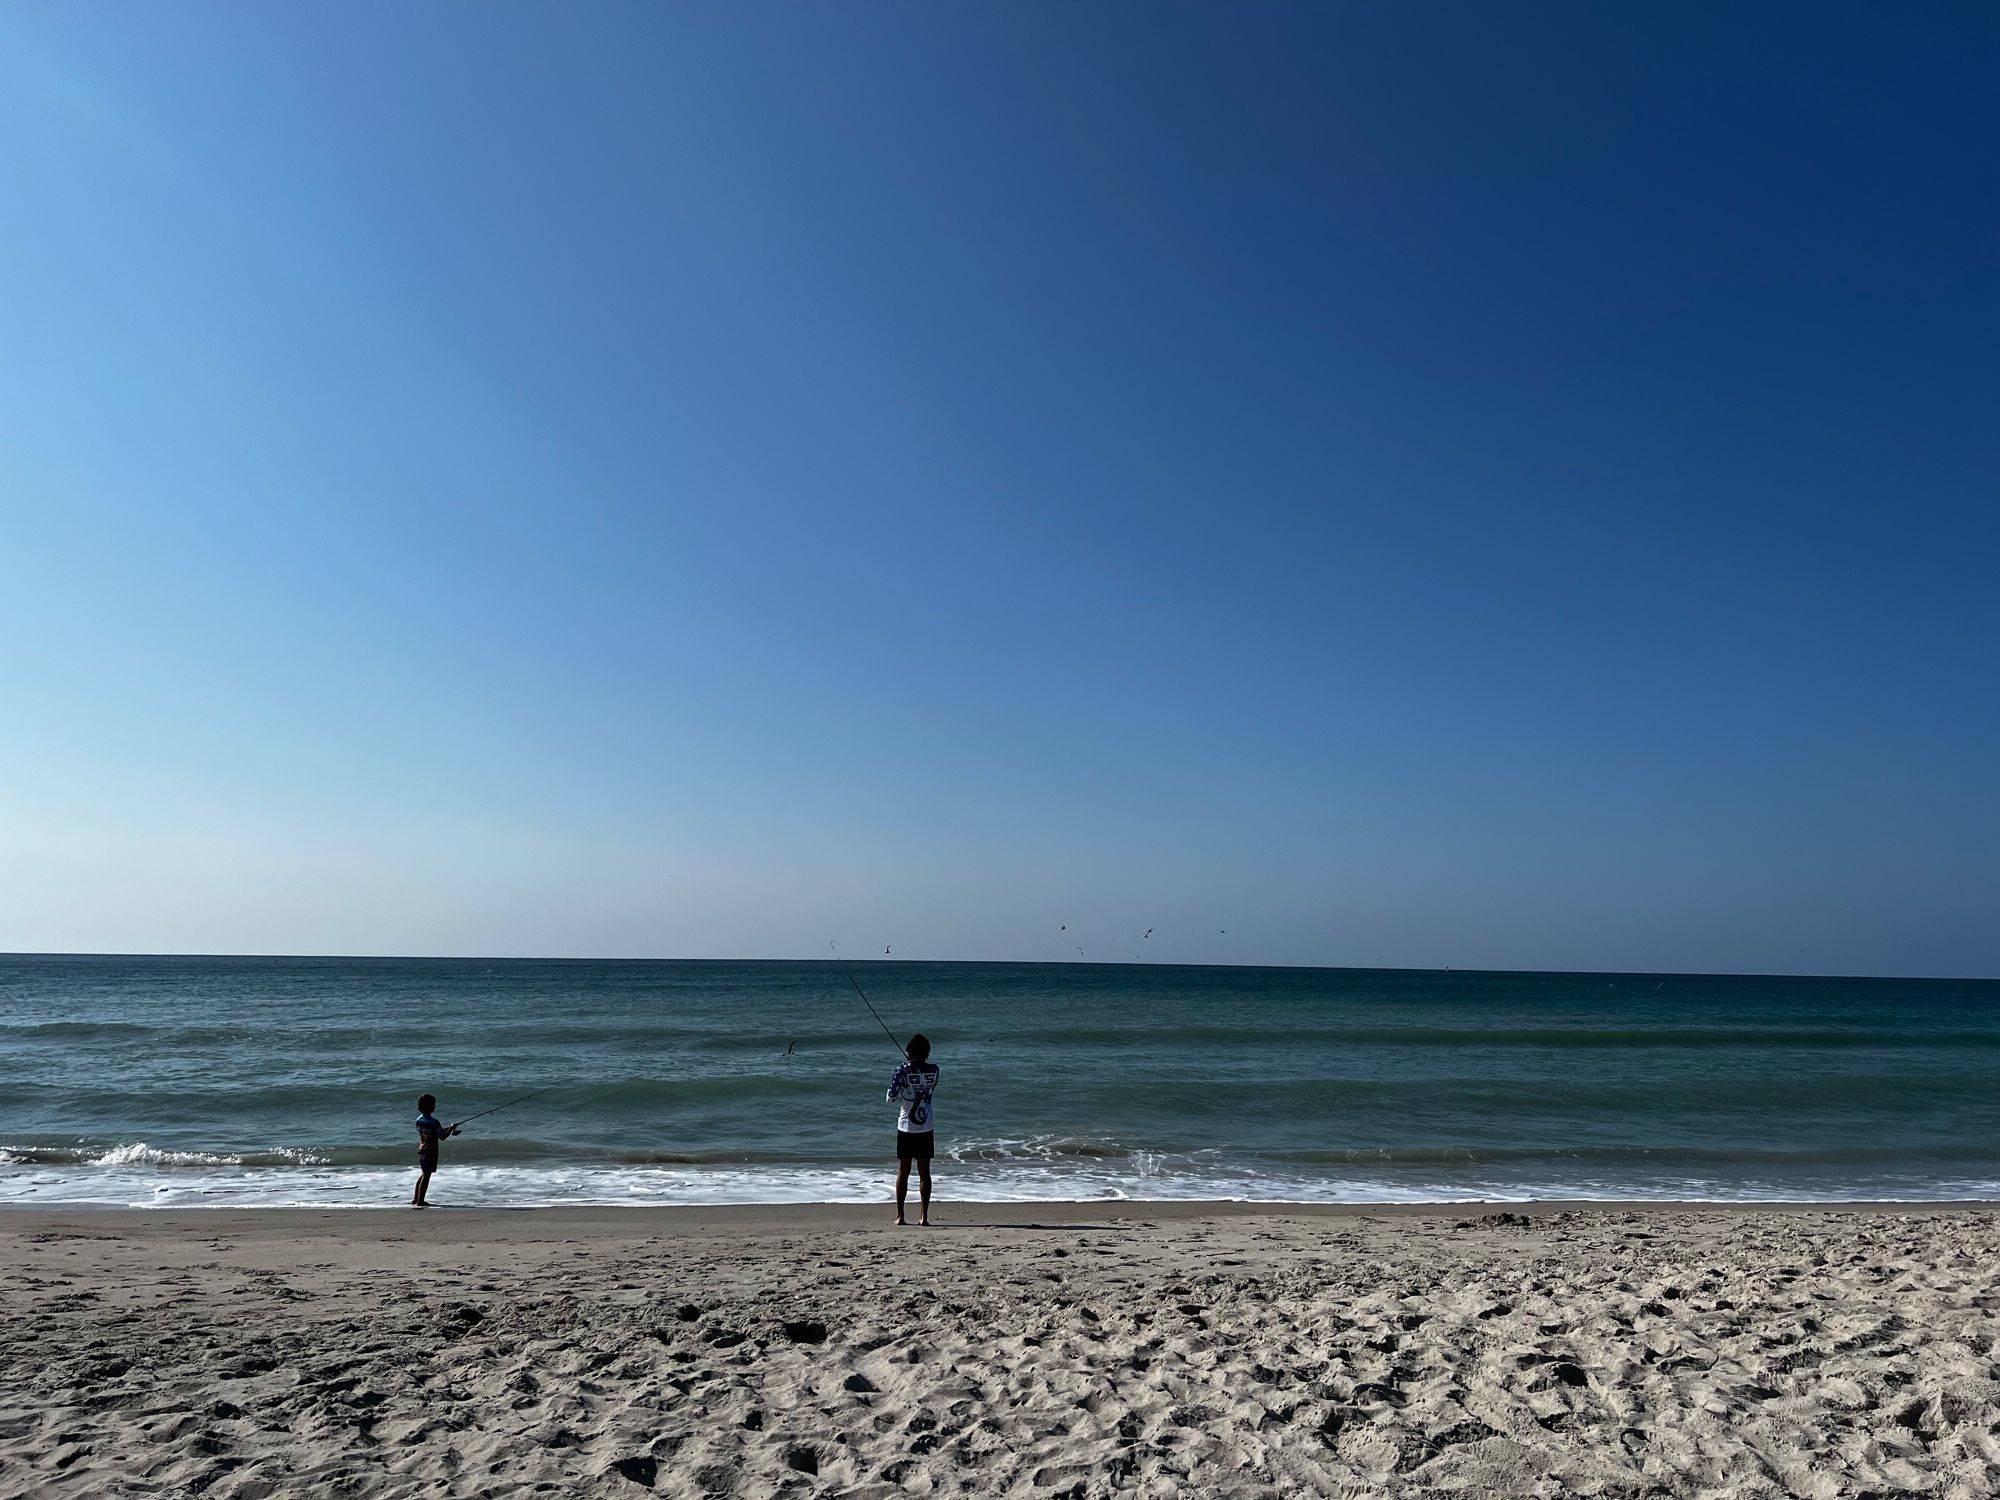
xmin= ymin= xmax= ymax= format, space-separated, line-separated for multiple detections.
xmin=3 ymin=1196 xmax=1995 ymax=1236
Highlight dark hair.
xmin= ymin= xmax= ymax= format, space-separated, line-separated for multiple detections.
xmin=418 ymin=1094 xmax=437 ymax=1113
xmin=905 ymin=1034 xmax=931 ymax=1064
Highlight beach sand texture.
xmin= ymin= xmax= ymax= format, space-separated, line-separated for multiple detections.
xmin=4 ymin=1203 xmax=1997 ymax=1498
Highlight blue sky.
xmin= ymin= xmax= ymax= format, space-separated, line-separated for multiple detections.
xmin=1 ymin=4 xmax=1994 ymax=974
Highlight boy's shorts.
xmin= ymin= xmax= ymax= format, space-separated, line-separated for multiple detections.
xmin=895 ymin=1130 xmax=935 ymax=1163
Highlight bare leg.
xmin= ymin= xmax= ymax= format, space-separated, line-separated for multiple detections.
xmin=917 ymin=1160 xmax=932 ymax=1226
xmin=894 ymin=1159 xmax=911 ymax=1224
xmin=413 ymin=1166 xmax=432 ymax=1207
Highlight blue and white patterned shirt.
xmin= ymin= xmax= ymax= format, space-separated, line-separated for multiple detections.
xmin=886 ymin=1062 xmax=939 ymax=1134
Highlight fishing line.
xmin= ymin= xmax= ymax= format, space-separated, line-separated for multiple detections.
xmin=451 ymin=941 xmax=909 ymax=1145
xmin=831 ymin=941 xmax=907 ymax=1057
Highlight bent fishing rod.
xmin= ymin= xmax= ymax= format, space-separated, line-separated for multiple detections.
xmin=451 ymin=1086 xmax=559 ymax=1130
xmin=831 ymin=941 xmax=907 ymax=1058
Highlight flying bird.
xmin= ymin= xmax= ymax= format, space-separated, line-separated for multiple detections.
xmin=784 ymin=1041 xmax=796 ymax=1056
xmin=1144 ymin=928 xmax=1153 ymax=939
xmin=884 ymin=945 xmax=891 ymax=955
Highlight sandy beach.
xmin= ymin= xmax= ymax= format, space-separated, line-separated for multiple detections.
xmin=2 ymin=1202 xmax=1996 ymax=1498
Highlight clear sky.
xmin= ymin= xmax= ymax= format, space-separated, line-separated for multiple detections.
xmin=2 ymin=4 xmax=1994 ymax=975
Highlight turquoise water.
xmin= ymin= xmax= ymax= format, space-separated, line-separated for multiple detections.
xmin=3 ymin=955 xmax=1997 ymax=1206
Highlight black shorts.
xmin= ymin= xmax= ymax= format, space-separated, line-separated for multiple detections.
xmin=896 ymin=1130 xmax=934 ymax=1163
xmin=418 ymin=1154 xmax=438 ymax=1173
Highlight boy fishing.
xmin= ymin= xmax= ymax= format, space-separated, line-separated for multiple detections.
xmin=412 ymin=1093 xmax=460 ymax=1208
xmin=886 ymin=1034 xmax=939 ymax=1226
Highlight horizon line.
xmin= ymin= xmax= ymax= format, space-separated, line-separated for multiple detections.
xmin=2 ymin=950 xmax=1993 ymax=984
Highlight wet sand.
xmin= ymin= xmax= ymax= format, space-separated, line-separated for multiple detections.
xmin=4 ymin=1201 xmax=1998 ymax=1497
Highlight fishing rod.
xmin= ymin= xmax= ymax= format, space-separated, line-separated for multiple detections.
xmin=830 ymin=941 xmax=907 ymax=1058
xmin=451 ymin=1086 xmax=558 ymax=1130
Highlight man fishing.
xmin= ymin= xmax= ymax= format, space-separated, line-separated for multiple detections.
xmin=886 ymin=1034 xmax=939 ymax=1226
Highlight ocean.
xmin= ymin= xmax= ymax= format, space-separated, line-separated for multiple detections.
xmin=2 ymin=955 xmax=1996 ymax=1208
